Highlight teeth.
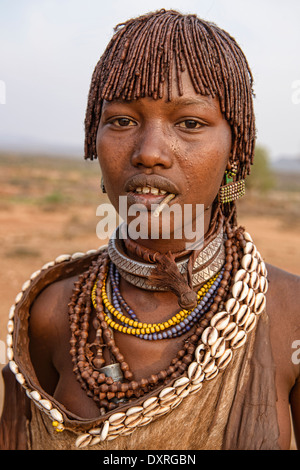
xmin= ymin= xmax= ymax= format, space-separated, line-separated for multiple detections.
xmin=134 ymin=186 xmax=167 ymax=195
xmin=150 ymin=187 xmax=159 ymax=195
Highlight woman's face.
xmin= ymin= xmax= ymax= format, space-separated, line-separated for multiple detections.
xmin=96 ymin=69 xmax=232 ymax=250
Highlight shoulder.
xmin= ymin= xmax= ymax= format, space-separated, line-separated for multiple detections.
xmin=29 ymin=275 xmax=79 ymax=344
xmin=266 ymin=264 xmax=300 ymax=326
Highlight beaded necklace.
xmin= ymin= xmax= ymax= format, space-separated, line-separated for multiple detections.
xmin=68 ymin=221 xmax=242 ymax=414
xmin=91 ymin=263 xmax=224 ymax=340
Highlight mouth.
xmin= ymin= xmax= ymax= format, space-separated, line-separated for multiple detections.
xmin=124 ymin=175 xmax=179 ymax=209
xmin=132 ymin=186 xmax=168 ymax=196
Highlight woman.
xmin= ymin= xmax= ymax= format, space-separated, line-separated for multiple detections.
xmin=1 ymin=9 xmax=299 ymax=450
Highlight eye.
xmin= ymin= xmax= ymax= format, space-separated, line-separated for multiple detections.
xmin=177 ymin=119 xmax=203 ymax=129
xmin=110 ymin=117 xmax=137 ymax=127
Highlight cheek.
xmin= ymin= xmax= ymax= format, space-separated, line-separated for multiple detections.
xmin=185 ymin=126 xmax=232 ymax=201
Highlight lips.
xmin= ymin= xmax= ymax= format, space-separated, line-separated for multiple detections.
xmin=124 ymin=174 xmax=179 ymax=210
xmin=125 ymin=174 xmax=179 ymax=195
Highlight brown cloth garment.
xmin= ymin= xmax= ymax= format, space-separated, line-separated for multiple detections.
xmin=0 ymin=249 xmax=280 ymax=450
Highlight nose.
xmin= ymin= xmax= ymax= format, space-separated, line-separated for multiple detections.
xmin=131 ymin=125 xmax=173 ymax=170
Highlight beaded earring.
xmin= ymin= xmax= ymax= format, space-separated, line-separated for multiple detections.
xmin=101 ymin=176 xmax=107 ymax=193
xmin=218 ymin=162 xmax=245 ymax=204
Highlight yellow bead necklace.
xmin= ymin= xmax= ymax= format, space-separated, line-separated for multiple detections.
xmin=91 ymin=263 xmax=222 ymax=339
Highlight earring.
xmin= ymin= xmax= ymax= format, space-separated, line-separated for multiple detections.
xmin=101 ymin=177 xmax=107 ymax=194
xmin=218 ymin=162 xmax=245 ymax=203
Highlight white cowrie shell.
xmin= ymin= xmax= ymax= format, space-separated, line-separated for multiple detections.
xmin=143 ymin=397 xmax=158 ymax=410
xmin=260 ymin=276 xmax=268 ymax=294
xmin=210 ymin=311 xmax=230 ymax=331
xmin=202 ymin=358 xmax=215 ymax=374
xmin=15 ymin=292 xmax=23 ymax=304
xmin=205 ymin=366 xmax=219 ymax=380
xmin=210 ymin=337 xmax=226 ymax=358
xmin=90 ymin=436 xmax=101 ymax=446
xmin=50 ymin=408 xmax=63 ymax=423
xmin=201 ymin=326 xmax=218 ymax=346
xmin=7 ymin=320 xmax=14 ymax=333
xmin=41 ymin=261 xmax=55 ymax=270
xmin=109 ymin=412 xmax=126 ymax=424
xmin=9 ymin=361 xmax=18 ymax=374
xmin=243 ymin=312 xmax=257 ymax=333
xmin=86 ymin=249 xmax=98 ymax=255
xmin=225 ymin=298 xmax=240 ymax=316
xmin=126 ymin=406 xmax=143 ymax=417
xmin=6 ymin=334 xmax=13 ymax=347
xmin=89 ymin=427 xmax=102 ymax=435
xmin=71 ymin=252 xmax=85 ymax=259
xmin=30 ymin=390 xmax=41 ymax=401
xmin=200 ymin=350 xmax=212 ymax=367
xmin=55 ymin=254 xmax=71 ymax=263
xmin=241 ymin=254 xmax=258 ymax=273
xmin=244 ymin=241 xmax=257 ymax=257
xmin=243 ymin=231 xmax=253 ymax=242
xmin=100 ymin=420 xmax=110 ymax=441
xmin=259 ymin=260 xmax=267 ymax=277
xmin=9 ymin=305 xmax=15 ymax=319
xmin=235 ymin=304 xmax=250 ymax=326
xmin=173 ymin=376 xmax=189 ymax=389
xmin=124 ymin=415 xmax=144 ymax=428
xmin=234 ymin=269 xmax=250 ymax=284
xmin=216 ymin=349 xmax=233 ymax=369
xmin=189 ymin=382 xmax=203 ymax=394
xmin=249 ymin=271 xmax=260 ymax=290
xmin=231 ymin=330 xmax=247 ymax=349
xmin=188 ymin=362 xmax=202 ymax=381
xmin=21 ymin=280 xmax=31 ymax=292
xmin=195 ymin=344 xmax=205 ymax=363
xmin=159 ymin=387 xmax=175 ymax=400
xmin=222 ymin=322 xmax=238 ymax=341
xmin=254 ymin=293 xmax=266 ymax=314
xmin=139 ymin=416 xmax=153 ymax=426
xmin=30 ymin=269 xmax=41 ymax=280
xmin=15 ymin=373 xmax=25 ymax=385
xmin=245 ymin=287 xmax=255 ymax=307
xmin=75 ymin=433 xmax=92 ymax=448
xmin=232 ymin=281 xmax=249 ymax=302
xmin=6 ymin=348 xmax=13 ymax=361
xmin=39 ymin=399 xmax=52 ymax=410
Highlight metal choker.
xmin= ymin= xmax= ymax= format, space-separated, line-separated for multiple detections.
xmin=107 ymin=224 xmax=225 ymax=291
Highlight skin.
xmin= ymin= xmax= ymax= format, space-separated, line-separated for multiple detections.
xmin=27 ymin=71 xmax=300 ymax=449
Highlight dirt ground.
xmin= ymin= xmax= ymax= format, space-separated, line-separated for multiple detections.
xmin=0 ymin=154 xmax=299 ymax=449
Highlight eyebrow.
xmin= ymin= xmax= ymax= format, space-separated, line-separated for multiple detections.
xmin=102 ymin=95 xmax=218 ymax=111
xmin=168 ymin=96 xmax=218 ymax=110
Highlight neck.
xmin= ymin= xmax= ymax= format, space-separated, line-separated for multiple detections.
xmin=123 ymin=205 xmax=214 ymax=256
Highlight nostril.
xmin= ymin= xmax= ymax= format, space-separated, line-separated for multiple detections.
xmin=131 ymin=151 xmax=172 ymax=169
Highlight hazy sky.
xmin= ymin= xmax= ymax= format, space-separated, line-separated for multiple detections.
xmin=0 ymin=0 xmax=300 ymax=160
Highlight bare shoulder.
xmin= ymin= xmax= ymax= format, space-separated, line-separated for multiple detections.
xmin=30 ymin=275 xmax=79 ymax=342
xmin=266 ymin=264 xmax=300 ymax=329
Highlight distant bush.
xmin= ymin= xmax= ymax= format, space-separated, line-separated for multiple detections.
xmin=246 ymin=145 xmax=275 ymax=193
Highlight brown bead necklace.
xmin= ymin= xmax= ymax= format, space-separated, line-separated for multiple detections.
xmin=68 ymin=221 xmax=242 ymax=415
